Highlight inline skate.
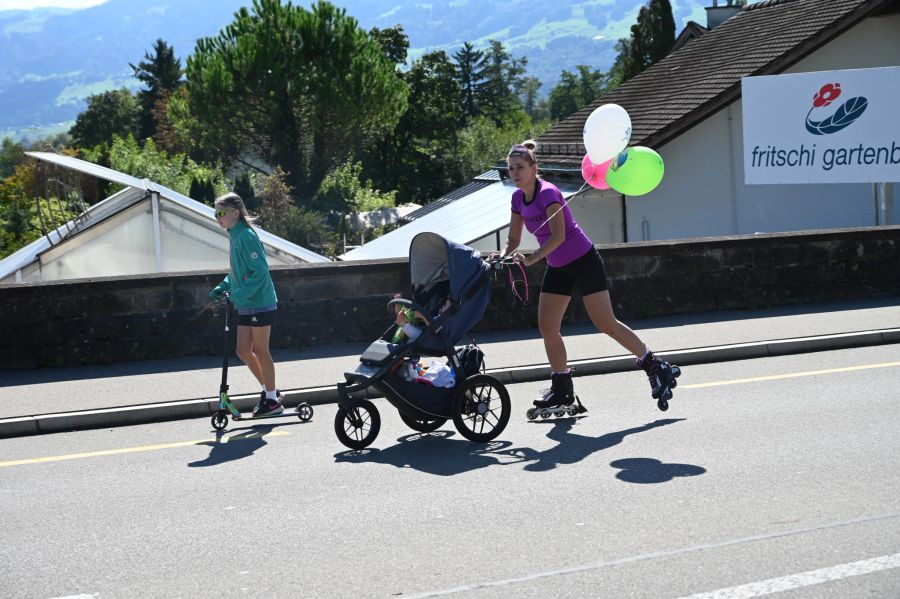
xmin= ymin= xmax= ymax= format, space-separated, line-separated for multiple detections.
xmin=638 ymin=351 xmax=682 ymax=411
xmin=526 ymin=370 xmax=587 ymax=420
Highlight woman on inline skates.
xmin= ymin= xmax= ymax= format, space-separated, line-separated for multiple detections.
xmin=498 ymin=140 xmax=680 ymax=415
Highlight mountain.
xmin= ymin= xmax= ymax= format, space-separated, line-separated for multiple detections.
xmin=0 ymin=0 xmax=708 ymax=141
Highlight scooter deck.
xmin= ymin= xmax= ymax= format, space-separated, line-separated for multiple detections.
xmin=212 ymin=401 xmax=313 ymax=431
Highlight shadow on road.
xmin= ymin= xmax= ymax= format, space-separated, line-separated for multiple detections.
xmin=187 ymin=424 xmax=289 ymax=467
xmin=333 ymin=418 xmax=697 ymax=477
xmin=509 ymin=418 xmax=690 ymax=473
xmin=334 ymin=430 xmax=529 ymax=476
xmin=609 ymin=457 xmax=706 ymax=483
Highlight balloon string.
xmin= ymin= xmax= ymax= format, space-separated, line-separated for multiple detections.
xmin=532 ymin=180 xmax=590 ymax=234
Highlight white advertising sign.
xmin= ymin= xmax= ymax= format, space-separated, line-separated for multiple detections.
xmin=742 ymin=67 xmax=900 ymax=184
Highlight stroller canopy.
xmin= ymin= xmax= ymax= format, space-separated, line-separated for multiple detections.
xmin=408 ymin=232 xmax=491 ymax=354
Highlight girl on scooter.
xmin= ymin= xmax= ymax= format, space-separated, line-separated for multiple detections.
xmin=209 ymin=192 xmax=283 ymax=417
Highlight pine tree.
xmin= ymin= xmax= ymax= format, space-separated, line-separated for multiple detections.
xmin=480 ymin=40 xmax=528 ymax=124
xmin=612 ymin=0 xmax=676 ymax=83
xmin=130 ymin=39 xmax=183 ymax=141
xmin=453 ymin=42 xmax=489 ymax=121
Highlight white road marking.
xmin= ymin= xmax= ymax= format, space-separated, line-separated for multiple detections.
xmin=675 ymin=552 xmax=900 ymax=598
xmin=403 ymin=512 xmax=900 ymax=598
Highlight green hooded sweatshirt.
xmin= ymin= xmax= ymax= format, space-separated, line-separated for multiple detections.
xmin=211 ymin=220 xmax=277 ymax=309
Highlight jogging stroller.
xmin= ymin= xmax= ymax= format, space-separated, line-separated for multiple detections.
xmin=334 ymin=232 xmax=512 ymax=450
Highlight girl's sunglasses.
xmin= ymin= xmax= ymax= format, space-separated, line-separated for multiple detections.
xmin=215 ymin=209 xmax=234 ymax=218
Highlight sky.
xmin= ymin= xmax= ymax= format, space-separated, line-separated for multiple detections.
xmin=0 ymin=0 xmax=109 ymax=10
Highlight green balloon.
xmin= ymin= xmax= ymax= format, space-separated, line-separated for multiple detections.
xmin=605 ymin=146 xmax=665 ymax=196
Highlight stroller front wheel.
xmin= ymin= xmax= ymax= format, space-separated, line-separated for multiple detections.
xmin=334 ymin=399 xmax=381 ymax=450
xmin=451 ymin=374 xmax=511 ymax=443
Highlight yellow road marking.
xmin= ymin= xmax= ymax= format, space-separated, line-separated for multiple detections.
xmin=682 ymin=361 xmax=900 ymax=390
xmin=0 ymin=430 xmax=289 ymax=468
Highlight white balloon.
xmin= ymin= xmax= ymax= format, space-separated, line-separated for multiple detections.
xmin=583 ymin=104 xmax=632 ymax=164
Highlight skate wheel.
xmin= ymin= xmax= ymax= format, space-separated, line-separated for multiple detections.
xmin=567 ymin=406 xmax=577 ymax=416
xmin=526 ymin=408 xmax=537 ymax=420
xmin=297 ymin=403 xmax=314 ymax=422
xmin=554 ymin=411 xmax=563 ymax=417
xmin=657 ymin=399 xmax=669 ymax=412
xmin=540 ymin=411 xmax=551 ymax=419
xmin=211 ymin=410 xmax=228 ymax=431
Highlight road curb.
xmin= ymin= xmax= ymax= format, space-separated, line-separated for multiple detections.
xmin=2 ymin=327 xmax=898 ymax=438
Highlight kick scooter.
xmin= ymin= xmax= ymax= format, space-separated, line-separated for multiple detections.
xmin=210 ymin=294 xmax=313 ymax=431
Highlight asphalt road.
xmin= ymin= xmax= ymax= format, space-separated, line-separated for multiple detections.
xmin=1 ymin=345 xmax=898 ymax=599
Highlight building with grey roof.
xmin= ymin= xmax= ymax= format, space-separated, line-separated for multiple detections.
xmin=0 ymin=152 xmax=329 ymax=285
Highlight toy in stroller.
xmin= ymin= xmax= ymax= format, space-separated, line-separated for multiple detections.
xmin=334 ymin=232 xmax=512 ymax=450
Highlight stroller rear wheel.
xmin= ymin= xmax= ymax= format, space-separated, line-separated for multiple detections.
xmin=399 ymin=413 xmax=447 ymax=433
xmin=334 ymin=399 xmax=381 ymax=450
xmin=451 ymin=374 xmax=511 ymax=443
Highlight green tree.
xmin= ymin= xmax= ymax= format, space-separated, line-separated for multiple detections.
xmin=451 ymin=114 xmax=548 ymax=183
xmin=645 ymin=0 xmax=676 ymax=64
xmin=189 ymin=177 xmax=216 ymax=204
xmin=185 ymin=0 xmax=408 ymax=197
xmin=254 ymin=166 xmax=293 ymax=233
xmin=69 ymin=88 xmax=140 ymax=149
xmin=233 ymin=172 xmax=257 ymax=211
xmin=0 ymin=160 xmax=42 ymax=258
xmin=313 ymin=160 xmax=395 ymax=214
xmin=369 ymin=24 xmax=409 ymax=66
xmin=1 ymin=137 xmax=25 ymax=179
xmin=548 ymin=66 xmax=608 ymax=121
xmin=480 ymin=40 xmax=528 ymax=124
xmin=253 ymin=167 xmax=334 ymax=251
xmin=82 ymin=134 xmax=225 ymax=198
xmin=613 ymin=0 xmax=676 ymax=82
xmin=150 ymin=88 xmax=187 ymax=155
xmin=453 ymin=42 xmax=489 ymax=121
xmin=519 ymin=76 xmax=547 ymax=121
xmin=361 ymin=50 xmax=464 ymax=204
xmin=130 ymin=39 xmax=184 ymax=140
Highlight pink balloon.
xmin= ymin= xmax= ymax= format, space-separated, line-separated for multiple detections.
xmin=581 ymin=154 xmax=611 ymax=190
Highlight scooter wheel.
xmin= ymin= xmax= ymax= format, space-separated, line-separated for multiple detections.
xmin=211 ymin=410 xmax=229 ymax=431
xmin=297 ymin=403 xmax=314 ymax=422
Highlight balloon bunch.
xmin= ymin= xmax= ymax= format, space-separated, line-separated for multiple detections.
xmin=581 ymin=104 xmax=664 ymax=196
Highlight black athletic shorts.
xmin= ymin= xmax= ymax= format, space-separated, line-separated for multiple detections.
xmin=541 ymin=247 xmax=609 ymax=297
xmin=238 ymin=310 xmax=276 ymax=327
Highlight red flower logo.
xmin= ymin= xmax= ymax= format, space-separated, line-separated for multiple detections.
xmin=812 ymin=83 xmax=841 ymax=108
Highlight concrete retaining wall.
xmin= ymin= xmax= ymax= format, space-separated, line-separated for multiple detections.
xmin=1 ymin=226 xmax=898 ymax=370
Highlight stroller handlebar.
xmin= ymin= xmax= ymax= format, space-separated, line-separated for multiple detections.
xmin=484 ymin=255 xmax=519 ymax=271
